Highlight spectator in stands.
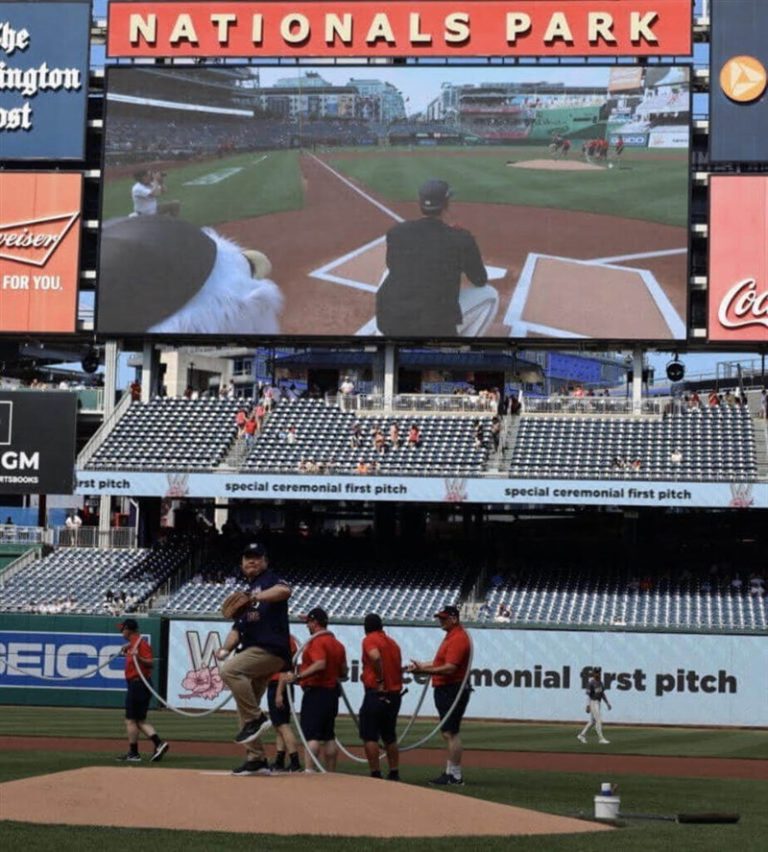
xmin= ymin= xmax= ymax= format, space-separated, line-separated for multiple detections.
xmin=389 ymin=422 xmax=401 ymax=449
xmin=761 ymin=388 xmax=767 ymax=418
xmin=356 ymin=458 xmax=371 ymax=475
xmin=690 ymin=390 xmax=701 ymax=408
xmin=630 ymin=459 xmax=642 ymax=471
xmin=731 ymin=574 xmax=743 ymax=591
xmin=749 ymin=574 xmax=765 ymax=596
xmin=376 ymin=179 xmax=488 ymax=337
xmin=243 ymin=416 xmax=257 ymax=449
xmin=670 ymin=448 xmax=683 ymax=465
xmin=724 ymin=390 xmax=736 ymax=407
xmin=473 ymin=421 xmax=484 ymax=449
xmin=253 ymin=400 xmax=266 ymax=429
xmin=490 ymin=417 xmax=501 ymax=451
xmin=494 ymin=603 xmax=511 ymax=623
xmin=350 ymin=421 xmax=362 ymax=449
xmin=406 ymin=605 xmax=472 ymax=786
xmin=507 ymin=394 xmax=521 ymax=416
xmin=286 ymin=425 xmax=298 ymax=445
xmin=235 ymin=407 xmax=247 ymax=437
xmin=708 ymin=390 xmax=719 ymax=407
xmin=611 ymin=455 xmax=626 ymax=470
xmin=374 ymin=429 xmax=387 ymax=455
xmin=407 ymin=423 xmax=421 ymax=448
xmin=129 ymin=379 xmax=141 ymax=403
xmin=339 ymin=376 xmax=355 ymax=396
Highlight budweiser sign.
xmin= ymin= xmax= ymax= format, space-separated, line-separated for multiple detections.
xmin=0 ymin=212 xmax=81 ymax=267
xmin=717 ymin=278 xmax=768 ymax=330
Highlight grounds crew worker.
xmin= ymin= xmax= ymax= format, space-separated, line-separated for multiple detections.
xmin=406 ymin=604 xmax=471 ymax=786
xmin=116 ymin=617 xmax=169 ymax=763
xmin=376 ymin=179 xmax=488 ymax=337
xmin=283 ymin=606 xmax=348 ymax=772
xmin=359 ymin=612 xmax=403 ymax=780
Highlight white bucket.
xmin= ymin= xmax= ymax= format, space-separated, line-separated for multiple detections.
xmin=594 ymin=795 xmax=620 ymax=820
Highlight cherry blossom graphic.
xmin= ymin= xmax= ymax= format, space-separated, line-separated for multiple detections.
xmin=178 ymin=664 xmax=225 ymax=701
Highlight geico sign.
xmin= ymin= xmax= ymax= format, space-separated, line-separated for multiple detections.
xmin=0 ymin=641 xmax=125 ymax=679
xmin=718 ymin=278 xmax=768 ymax=330
xmin=0 ymin=451 xmax=39 ymax=470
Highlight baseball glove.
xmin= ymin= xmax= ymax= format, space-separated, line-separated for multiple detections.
xmin=221 ymin=590 xmax=252 ymax=620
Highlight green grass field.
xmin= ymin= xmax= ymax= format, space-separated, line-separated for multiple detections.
xmin=101 ymin=144 xmax=688 ymax=231
xmin=101 ymin=149 xmax=304 ymax=226
xmin=326 ymin=146 xmax=689 ymax=227
xmin=1 ymin=708 xmax=766 ymax=851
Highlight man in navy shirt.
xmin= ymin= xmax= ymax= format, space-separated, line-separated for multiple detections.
xmin=216 ymin=542 xmax=292 ymax=775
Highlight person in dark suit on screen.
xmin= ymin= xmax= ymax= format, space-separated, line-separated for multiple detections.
xmin=376 ymin=179 xmax=488 ymax=337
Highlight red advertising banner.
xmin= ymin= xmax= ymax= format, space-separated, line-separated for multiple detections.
xmin=107 ymin=1 xmax=692 ymax=57
xmin=0 ymin=173 xmax=82 ymax=334
xmin=709 ymin=176 xmax=768 ymax=343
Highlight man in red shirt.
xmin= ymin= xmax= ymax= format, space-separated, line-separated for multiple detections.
xmin=285 ymin=606 xmax=348 ymax=771
xmin=359 ymin=612 xmax=403 ymax=780
xmin=407 ymin=604 xmax=471 ymax=786
xmin=116 ymin=618 xmax=169 ymax=763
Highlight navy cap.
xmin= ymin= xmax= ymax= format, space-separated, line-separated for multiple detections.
xmin=118 ymin=618 xmax=139 ymax=631
xmin=419 ymin=179 xmax=451 ymax=213
xmin=302 ymin=606 xmax=329 ymax=626
xmin=434 ymin=605 xmax=460 ymax=619
xmin=242 ymin=542 xmax=267 ymax=559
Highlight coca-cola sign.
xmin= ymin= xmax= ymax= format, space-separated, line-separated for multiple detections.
xmin=717 ymin=278 xmax=768 ymax=331
xmin=709 ymin=176 xmax=768 ymax=342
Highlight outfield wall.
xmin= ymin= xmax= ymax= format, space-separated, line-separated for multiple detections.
xmin=0 ymin=614 xmax=162 ymax=707
xmin=167 ymin=621 xmax=768 ymax=728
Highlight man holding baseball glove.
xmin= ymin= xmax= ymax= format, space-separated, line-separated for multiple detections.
xmin=215 ymin=543 xmax=292 ymax=776
xmin=577 ymin=666 xmax=612 ymax=744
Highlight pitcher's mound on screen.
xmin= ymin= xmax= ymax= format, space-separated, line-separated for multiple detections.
xmin=507 ymin=160 xmax=605 ymax=172
xmin=504 ymin=254 xmax=685 ymax=339
xmin=0 ymin=767 xmax=612 ymax=838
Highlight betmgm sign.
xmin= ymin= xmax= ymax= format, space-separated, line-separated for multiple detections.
xmin=0 ymin=391 xmax=77 ymax=494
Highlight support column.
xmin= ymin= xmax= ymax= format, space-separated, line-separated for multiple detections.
xmin=141 ymin=341 xmax=159 ymax=403
xmin=631 ymin=347 xmax=643 ymax=415
xmin=102 ymin=339 xmax=120 ymax=417
xmin=383 ymin=343 xmax=396 ymax=410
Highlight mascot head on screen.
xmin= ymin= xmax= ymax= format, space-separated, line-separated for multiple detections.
xmin=98 ymin=217 xmax=283 ymax=335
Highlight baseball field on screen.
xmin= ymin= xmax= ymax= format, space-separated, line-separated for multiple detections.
xmin=1 ymin=707 xmax=766 ymax=851
xmin=98 ymin=65 xmax=691 ymax=340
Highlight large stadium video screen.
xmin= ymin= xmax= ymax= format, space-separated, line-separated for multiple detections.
xmin=98 ymin=66 xmax=691 ymax=341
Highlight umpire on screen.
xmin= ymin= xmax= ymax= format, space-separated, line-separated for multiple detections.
xmin=376 ymin=179 xmax=488 ymax=337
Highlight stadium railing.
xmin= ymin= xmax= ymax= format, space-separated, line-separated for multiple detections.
xmin=335 ymin=392 xmax=497 ymax=415
xmin=50 ymin=526 xmax=137 ymax=549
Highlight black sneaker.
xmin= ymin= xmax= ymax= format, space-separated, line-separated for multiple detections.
xmin=150 ymin=741 xmax=169 ymax=762
xmin=387 ymin=771 xmax=401 ymax=781
xmin=231 ymin=759 xmax=271 ymax=776
xmin=116 ymin=753 xmax=141 ymax=763
xmin=234 ymin=714 xmax=272 ymax=744
xmin=429 ymin=772 xmax=463 ymax=786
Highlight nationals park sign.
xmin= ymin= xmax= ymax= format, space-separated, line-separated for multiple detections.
xmin=107 ymin=1 xmax=693 ymax=58
xmin=166 ymin=620 xmax=768 ymax=726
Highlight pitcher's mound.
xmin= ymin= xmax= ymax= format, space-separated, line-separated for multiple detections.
xmin=507 ymin=159 xmax=605 ymax=171
xmin=0 ymin=767 xmax=612 ymax=837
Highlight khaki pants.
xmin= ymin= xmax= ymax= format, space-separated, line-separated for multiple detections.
xmin=221 ymin=647 xmax=284 ymax=759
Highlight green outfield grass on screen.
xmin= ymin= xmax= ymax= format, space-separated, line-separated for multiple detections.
xmin=102 ymin=64 xmax=691 ymax=229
